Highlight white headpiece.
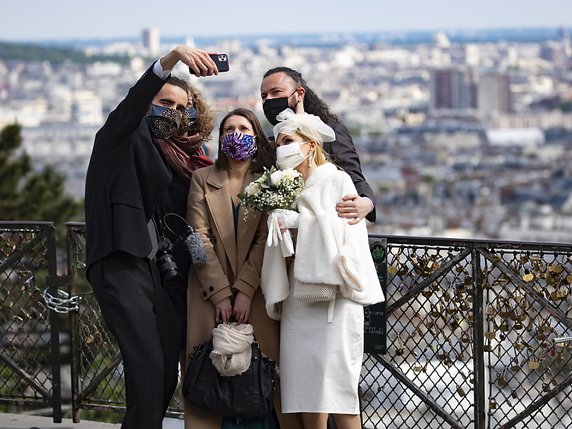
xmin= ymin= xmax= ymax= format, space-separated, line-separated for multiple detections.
xmin=272 ymin=108 xmax=335 ymax=145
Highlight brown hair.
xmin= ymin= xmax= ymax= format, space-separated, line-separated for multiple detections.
xmin=215 ymin=108 xmax=275 ymax=173
xmin=189 ymin=84 xmax=214 ymax=140
xmin=166 ymin=76 xmax=214 ymax=141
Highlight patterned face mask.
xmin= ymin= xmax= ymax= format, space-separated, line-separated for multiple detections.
xmin=184 ymin=106 xmax=199 ymax=132
xmin=145 ymin=104 xmax=182 ymax=139
xmin=221 ymin=132 xmax=257 ymax=161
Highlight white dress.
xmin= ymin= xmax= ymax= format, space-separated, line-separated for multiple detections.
xmin=280 ymin=287 xmax=364 ymax=413
xmin=260 ymin=163 xmax=384 ymax=414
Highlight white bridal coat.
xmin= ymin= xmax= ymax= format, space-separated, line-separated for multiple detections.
xmin=261 ymin=162 xmax=384 ymax=414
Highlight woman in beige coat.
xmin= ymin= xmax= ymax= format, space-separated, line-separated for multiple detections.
xmin=184 ymin=108 xmax=303 ymax=429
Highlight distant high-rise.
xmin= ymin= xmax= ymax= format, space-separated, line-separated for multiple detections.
xmin=478 ymin=73 xmax=512 ymax=116
xmin=557 ymin=27 xmax=571 ymax=57
xmin=142 ymin=27 xmax=160 ymax=56
xmin=429 ymin=67 xmax=476 ymax=111
xmin=540 ymin=42 xmax=564 ymax=63
xmin=464 ymin=44 xmax=480 ymax=67
xmin=71 ymin=91 xmax=103 ymax=125
xmin=433 ymin=31 xmax=451 ymax=49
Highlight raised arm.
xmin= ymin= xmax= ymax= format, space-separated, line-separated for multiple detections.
xmin=100 ymin=45 xmax=218 ymax=140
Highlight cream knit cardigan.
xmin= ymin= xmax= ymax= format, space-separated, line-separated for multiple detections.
xmin=261 ymin=163 xmax=385 ymax=320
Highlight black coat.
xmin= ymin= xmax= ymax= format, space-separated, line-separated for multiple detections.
xmin=85 ymin=65 xmax=171 ymax=272
xmin=323 ymin=121 xmax=377 ymax=223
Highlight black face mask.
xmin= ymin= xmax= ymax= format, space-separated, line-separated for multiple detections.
xmin=262 ymin=97 xmax=289 ymax=126
xmin=263 ymin=89 xmax=299 ymax=125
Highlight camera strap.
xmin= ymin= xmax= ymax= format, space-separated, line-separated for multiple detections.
xmin=163 ymin=212 xmax=192 ymax=241
xmin=154 ymin=208 xmax=168 ymax=241
xmin=153 ymin=210 xmax=207 ymax=265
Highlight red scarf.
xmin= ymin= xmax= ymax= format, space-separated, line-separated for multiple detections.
xmin=155 ymin=133 xmax=213 ymax=185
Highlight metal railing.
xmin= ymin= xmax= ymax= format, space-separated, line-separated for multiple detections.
xmin=361 ymin=236 xmax=572 ymax=429
xmin=1 ymin=221 xmax=571 ymax=428
xmin=0 ymin=221 xmax=61 ymax=422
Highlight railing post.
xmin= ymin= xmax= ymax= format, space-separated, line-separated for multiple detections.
xmin=46 ymin=224 xmax=62 ymax=423
xmin=67 ymin=224 xmax=81 ymax=423
xmin=472 ymin=247 xmax=486 ymax=429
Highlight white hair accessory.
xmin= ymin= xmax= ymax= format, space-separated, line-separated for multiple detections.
xmin=273 ymin=108 xmax=335 ymax=145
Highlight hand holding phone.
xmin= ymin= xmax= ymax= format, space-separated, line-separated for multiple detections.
xmin=190 ymin=53 xmax=230 ymax=75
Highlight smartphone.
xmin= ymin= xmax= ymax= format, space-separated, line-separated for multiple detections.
xmin=190 ymin=53 xmax=230 ymax=75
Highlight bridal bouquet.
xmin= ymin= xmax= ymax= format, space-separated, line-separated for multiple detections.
xmin=238 ymin=167 xmax=304 ymax=218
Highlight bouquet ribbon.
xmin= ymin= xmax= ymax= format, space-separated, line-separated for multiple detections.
xmin=266 ymin=210 xmax=296 ymax=257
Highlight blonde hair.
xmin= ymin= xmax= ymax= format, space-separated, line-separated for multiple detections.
xmin=296 ymin=130 xmax=328 ymax=166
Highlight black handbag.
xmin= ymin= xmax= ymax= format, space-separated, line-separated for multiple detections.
xmin=182 ymin=338 xmax=276 ymax=418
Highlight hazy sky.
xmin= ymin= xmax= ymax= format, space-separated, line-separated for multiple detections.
xmin=1 ymin=0 xmax=571 ymax=41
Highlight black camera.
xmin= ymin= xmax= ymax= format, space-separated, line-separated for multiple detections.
xmin=155 ymin=213 xmax=207 ymax=287
xmin=156 ymin=238 xmax=181 ymax=285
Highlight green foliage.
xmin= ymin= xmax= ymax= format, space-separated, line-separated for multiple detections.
xmin=0 ymin=123 xmax=82 ymax=225
xmin=0 ymin=41 xmax=130 ymax=64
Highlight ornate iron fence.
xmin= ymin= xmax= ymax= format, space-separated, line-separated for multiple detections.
xmin=362 ymin=236 xmax=572 ymax=429
xmin=1 ymin=221 xmax=572 ymax=428
xmin=0 ymin=221 xmax=61 ymax=422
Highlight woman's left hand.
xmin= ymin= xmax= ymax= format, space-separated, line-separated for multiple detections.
xmin=233 ymin=292 xmax=252 ymax=324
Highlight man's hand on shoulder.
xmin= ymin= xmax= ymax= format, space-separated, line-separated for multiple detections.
xmin=336 ymin=194 xmax=374 ymax=225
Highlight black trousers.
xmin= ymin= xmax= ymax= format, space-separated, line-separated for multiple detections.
xmin=89 ymin=251 xmax=182 ymax=429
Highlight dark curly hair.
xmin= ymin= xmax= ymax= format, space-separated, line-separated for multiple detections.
xmin=263 ymin=67 xmax=339 ymax=124
xmin=215 ymin=108 xmax=275 ymax=173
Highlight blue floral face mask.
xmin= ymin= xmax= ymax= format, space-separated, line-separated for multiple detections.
xmin=221 ymin=132 xmax=257 ymax=161
xmin=145 ymin=104 xmax=182 ymax=139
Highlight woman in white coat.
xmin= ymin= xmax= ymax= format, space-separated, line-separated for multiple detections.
xmin=261 ymin=109 xmax=385 ymax=429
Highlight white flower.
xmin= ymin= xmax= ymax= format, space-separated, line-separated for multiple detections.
xmin=238 ymin=166 xmax=304 ymax=219
xmin=244 ymin=181 xmax=261 ymax=196
xmin=281 ymin=168 xmax=301 ymax=182
xmin=270 ymin=170 xmax=284 ymax=186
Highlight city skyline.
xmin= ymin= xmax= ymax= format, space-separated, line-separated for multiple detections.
xmin=2 ymin=17 xmax=572 ymax=242
xmin=1 ymin=0 xmax=572 ymax=42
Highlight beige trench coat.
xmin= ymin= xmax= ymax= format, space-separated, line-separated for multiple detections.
xmin=183 ymin=165 xmax=302 ymax=429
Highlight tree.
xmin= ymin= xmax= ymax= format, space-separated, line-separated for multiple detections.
xmin=0 ymin=41 xmax=131 ymax=64
xmin=0 ymin=123 xmax=82 ymax=224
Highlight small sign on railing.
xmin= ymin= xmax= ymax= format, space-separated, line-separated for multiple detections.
xmin=364 ymin=238 xmax=388 ymax=354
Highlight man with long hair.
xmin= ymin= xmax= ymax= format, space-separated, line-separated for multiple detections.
xmin=260 ymin=67 xmax=376 ymax=224
xmin=85 ymin=45 xmax=217 ymax=429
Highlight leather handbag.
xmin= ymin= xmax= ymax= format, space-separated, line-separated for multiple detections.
xmin=182 ymin=338 xmax=276 ymax=418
